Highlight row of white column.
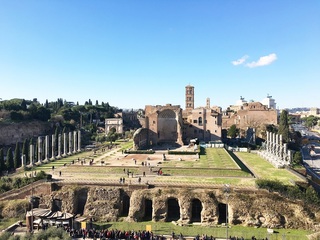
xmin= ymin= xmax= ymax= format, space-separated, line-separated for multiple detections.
xmin=25 ymin=130 xmax=81 ymax=166
xmin=265 ymin=131 xmax=292 ymax=165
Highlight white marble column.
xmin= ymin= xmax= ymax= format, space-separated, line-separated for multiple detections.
xmin=63 ymin=133 xmax=67 ymax=157
xmin=38 ymin=136 xmax=42 ymax=163
xmin=68 ymin=132 xmax=72 ymax=155
xmin=57 ymin=134 xmax=62 ymax=158
xmin=288 ymin=150 xmax=292 ymax=163
xmin=73 ymin=131 xmax=77 ymax=154
xmin=77 ymin=130 xmax=81 ymax=152
xmin=51 ymin=134 xmax=56 ymax=160
xmin=45 ymin=135 xmax=49 ymax=161
xmin=266 ymin=132 xmax=270 ymax=152
xmin=30 ymin=144 xmax=34 ymax=165
xmin=21 ymin=155 xmax=26 ymax=167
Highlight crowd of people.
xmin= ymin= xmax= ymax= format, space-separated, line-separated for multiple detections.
xmin=52 ymin=225 xmax=269 ymax=240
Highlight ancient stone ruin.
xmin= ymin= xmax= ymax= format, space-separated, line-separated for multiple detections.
xmin=31 ymin=184 xmax=320 ymax=230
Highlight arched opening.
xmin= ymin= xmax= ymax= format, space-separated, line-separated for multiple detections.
xmin=191 ymin=198 xmax=202 ymax=223
xmin=158 ymin=109 xmax=178 ymax=144
xmin=143 ymin=199 xmax=153 ymax=221
xmin=166 ymin=198 xmax=180 ymax=221
xmin=121 ymin=195 xmax=130 ymax=216
xmin=218 ymin=203 xmax=227 ymax=224
xmin=75 ymin=188 xmax=88 ymax=215
xmin=51 ymin=199 xmax=62 ymax=212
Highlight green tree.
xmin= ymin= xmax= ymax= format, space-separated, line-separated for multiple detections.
xmin=292 ymin=151 xmax=302 ymax=165
xmin=227 ymin=124 xmax=239 ymax=138
xmin=0 ymin=148 xmax=6 ymax=174
xmin=22 ymin=139 xmax=29 ymax=165
xmin=278 ymin=110 xmax=289 ymax=142
xmin=303 ymin=115 xmax=319 ymax=129
xmin=106 ymin=127 xmax=119 ymax=143
xmin=306 ymin=186 xmax=320 ymax=205
xmin=14 ymin=142 xmax=21 ymax=169
xmin=5 ymin=148 xmax=14 ymax=171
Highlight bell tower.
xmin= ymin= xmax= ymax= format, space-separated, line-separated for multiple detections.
xmin=185 ymin=85 xmax=194 ymax=110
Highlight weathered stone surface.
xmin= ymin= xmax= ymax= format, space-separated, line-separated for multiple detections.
xmin=83 ymin=187 xmax=122 ymax=221
xmin=2 ymin=184 xmax=319 ymax=231
xmin=0 ymin=121 xmax=51 ymax=146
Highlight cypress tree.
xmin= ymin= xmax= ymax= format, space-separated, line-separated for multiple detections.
xmin=0 ymin=148 xmax=5 ymax=174
xmin=6 ymin=147 xmax=14 ymax=171
xmin=22 ymin=139 xmax=29 ymax=165
xmin=35 ymin=141 xmax=38 ymax=161
xmin=14 ymin=142 xmax=21 ymax=169
xmin=278 ymin=110 xmax=289 ymax=142
xmin=55 ymin=126 xmax=60 ymax=152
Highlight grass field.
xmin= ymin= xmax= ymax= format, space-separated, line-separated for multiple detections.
xmin=235 ymin=152 xmax=304 ymax=184
xmin=19 ymin=142 xmax=304 ymax=188
xmin=93 ymin=221 xmax=312 ymax=240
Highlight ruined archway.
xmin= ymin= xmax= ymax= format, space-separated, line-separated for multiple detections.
xmin=166 ymin=198 xmax=180 ymax=222
xmin=74 ymin=188 xmax=88 ymax=215
xmin=121 ymin=194 xmax=130 ymax=217
xmin=158 ymin=109 xmax=178 ymax=144
xmin=218 ymin=203 xmax=227 ymax=224
xmin=143 ymin=199 xmax=153 ymax=221
xmin=51 ymin=199 xmax=62 ymax=212
xmin=191 ymin=198 xmax=202 ymax=223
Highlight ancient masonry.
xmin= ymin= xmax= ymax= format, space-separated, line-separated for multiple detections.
xmin=32 ymin=185 xmax=319 ymax=230
xmin=258 ymin=131 xmax=292 ymax=168
xmin=21 ymin=130 xmax=81 ymax=167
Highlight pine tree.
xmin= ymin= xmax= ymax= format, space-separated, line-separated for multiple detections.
xmin=21 ymin=99 xmax=27 ymax=111
xmin=45 ymin=99 xmax=49 ymax=108
xmin=22 ymin=139 xmax=29 ymax=165
xmin=14 ymin=142 xmax=21 ymax=169
xmin=0 ymin=148 xmax=6 ymax=174
xmin=278 ymin=110 xmax=289 ymax=142
xmin=6 ymin=147 xmax=14 ymax=171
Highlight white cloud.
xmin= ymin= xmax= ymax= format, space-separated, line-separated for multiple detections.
xmin=231 ymin=55 xmax=249 ymax=66
xmin=246 ymin=53 xmax=277 ymax=68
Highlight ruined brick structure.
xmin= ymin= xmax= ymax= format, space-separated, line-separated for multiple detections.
xmin=133 ymin=86 xmax=223 ymax=149
xmin=222 ymin=101 xmax=278 ymax=137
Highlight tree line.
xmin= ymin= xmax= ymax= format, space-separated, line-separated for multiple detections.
xmin=0 ymin=98 xmax=118 ymax=124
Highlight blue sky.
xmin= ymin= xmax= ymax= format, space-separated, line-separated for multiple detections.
xmin=0 ymin=1 xmax=319 ymax=110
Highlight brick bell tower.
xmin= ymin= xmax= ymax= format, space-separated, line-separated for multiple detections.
xmin=185 ymin=85 xmax=194 ymax=111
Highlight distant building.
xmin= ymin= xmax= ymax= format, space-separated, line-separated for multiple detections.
xmin=133 ymin=85 xmax=222 ymax=149
xmin=261 ymin=94 xmax=277 ymax=109
xmin=105 ymin=118 xmax=123 ymax=135
xmin=310 ymin=107 xmax=320 ymax=117
xmin=222 ymin=100 xmax=278 ymax=138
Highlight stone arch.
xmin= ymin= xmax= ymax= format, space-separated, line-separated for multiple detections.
xmin=218 ymin=203 xmax=227 ymax=224
xmin=121 ymin=194 xmax=130 ymax=217
xmin=157 ymin=109 xmax=178 ymax=144
xmin=166 ymin=197 xmax=180 ymax=222
xmin=191 ymin=198 xmax=202 ymax=223
xmin=51 ymin=198 xmax=62 ymax=212
xmin=143 ymin=199 xmax=153 ymax=221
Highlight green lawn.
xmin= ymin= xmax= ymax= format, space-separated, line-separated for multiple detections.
xmin=93 ymin=221 xmax=311 ymax=240
xmin=235 ymin=152 xmax=304 ymax=184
